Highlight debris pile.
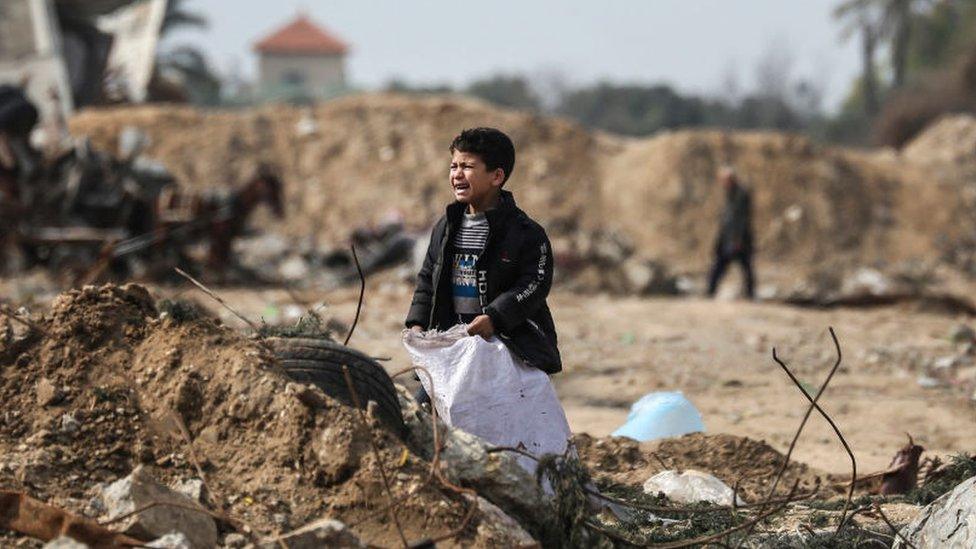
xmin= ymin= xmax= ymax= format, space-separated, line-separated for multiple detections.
xmin=66 ymin=94 xmax=976 ymax=295
xmin=575 ymin=432 xmax=825 ymax=502
xmin=553 ymin=230 xmax=683 ymax=296
xmin=0 ymin=284 xmax=537 ymax=547
xmin=2 ymin=284 xmax=975 ymax=546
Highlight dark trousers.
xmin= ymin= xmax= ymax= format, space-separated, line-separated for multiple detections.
xmin=707 ymin=250 xmax=755 ymax=298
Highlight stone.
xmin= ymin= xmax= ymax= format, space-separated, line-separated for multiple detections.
xmin=264 ymin=517 xmax=363 ymax=548
xmin=59 ymin=412 xmax=80 ymax=434
xmin=895 ymin=475 xmax=976 ymax=548
xmin=171 ymin=478 xmax=205 ymax=503
xmin=932 ymin=355 xmax=961 ymax=371
xmin=916 ymin=375 xmax=942 ymax=389
xmin=396 ymin=385 xmax=557 ymax=542
xmin=642 ymin=469 xmax=743 ymax=506
xmin=43 ymin=537 xmax=89 ymax=549
xmin=221 ymin=533 xmax=248 ymax=548
xmin=950 ymin=323 xmax=976 ymax=344
xmin=36 ymin=378 xmax=64 ymax=406
xmin=470 ymin=495 xmax=537 ymax=547
xmin=101 ymin=466 xmax=218 ymax=549
xmin=147 ymin=532 xmax=192 ymax=548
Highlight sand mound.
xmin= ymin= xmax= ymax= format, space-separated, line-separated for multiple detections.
xmin=599 ymin=130 xmax=904 ymax=270
xmin=68 ymin=94 xmax=976 ymax=283
xmin=902 ymin=114 xmax=976 ymax=167
xmin=0 ymin=284 xmax=520 ymax=546
xmin=70 ymin=94 xmax=606 ymax=242
xmin=574 ymin=432 xmax=827 ymax=502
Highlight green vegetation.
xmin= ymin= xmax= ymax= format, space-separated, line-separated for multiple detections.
xmin=258 ymin=310 xmax=336 ymax=340
xmin=907 ymin=454 xmax=976 ymax=505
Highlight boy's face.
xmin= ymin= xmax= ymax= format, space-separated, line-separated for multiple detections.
xmin=450 ymin=151 xmax=504 ymax=208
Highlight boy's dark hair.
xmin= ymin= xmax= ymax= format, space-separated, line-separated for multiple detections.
xmin=449 ymin=127 xmax=515 ymax=184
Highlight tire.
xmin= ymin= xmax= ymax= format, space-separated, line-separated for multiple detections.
xmin=264 ymin=336 xmax=405 ymax=436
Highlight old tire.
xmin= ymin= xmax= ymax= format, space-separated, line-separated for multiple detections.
xmin=264 ymin=336 xmax=405 ymax=436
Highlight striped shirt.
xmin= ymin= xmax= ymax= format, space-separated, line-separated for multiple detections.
xmin=452 ymin=212 xmax=489 ymax=322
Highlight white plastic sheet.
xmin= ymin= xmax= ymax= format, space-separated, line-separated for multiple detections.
xmin=402 ymin=325 xmax=571 ymax=474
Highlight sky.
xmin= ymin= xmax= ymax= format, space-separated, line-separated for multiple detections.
xmin=165 ymin=0 xmax=861 ymax=112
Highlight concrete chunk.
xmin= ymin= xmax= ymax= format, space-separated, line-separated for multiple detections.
xmin=101 ymin=466 xmax=217 ymax=549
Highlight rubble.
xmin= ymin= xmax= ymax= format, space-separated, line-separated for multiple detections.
xmin=0 ymin=284 xmax=556 ymax=547
xmin=895 ymin=475 xmax=976 ymax=548
xmin=265 ymin=518 xmax=364 ymax=549
xmin=99 ymin=466 xmax=218 ymax=549
xmin=43 ymin=538 xmax=89 ymax=549
xmin=146 ymin=532 xmax=193 ymax=549
xmin=35 ymin=378 xmax=64 ymax=407
xmin=396 ymin=385 xmax=558 ymax=541
xmin=951 ymin=323 xmax=976 ymax=344
xmin=575 ymin=433 xmax=826 ymax=502
xmin=64 ymin=94 xmax=976 ymax=294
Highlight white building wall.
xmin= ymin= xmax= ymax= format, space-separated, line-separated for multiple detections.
xmin=258 ymin=53 xmax=346 ymax=99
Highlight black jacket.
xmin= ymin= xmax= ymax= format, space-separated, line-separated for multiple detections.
xmin=716 ymin=184 xmax=753 ymax=256
xmin=405 ymin=190 xmax=562 ymax=374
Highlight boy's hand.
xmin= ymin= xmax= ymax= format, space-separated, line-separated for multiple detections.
xmin=467 ymin=314 xmax=494 ymax=339
xmin=410 ymin=325 xmax=423 ymax=333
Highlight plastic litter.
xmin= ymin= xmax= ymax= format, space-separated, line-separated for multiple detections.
xmin=611 ymin=391 xmax=704 ymax=442
xmin=642 ymin=469 xmax=743 ymax=506
xmin=402 ymin=325 xmax=571 ymax=474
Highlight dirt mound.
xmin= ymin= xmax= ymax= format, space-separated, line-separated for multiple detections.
xmin=69 ymin=94 xmax=606 ymax=243
xmin=68 ymin=93 xmax=976 ymax=289
xmin=0 ymin=284 xmax=520 ymax=546
xmin=574 ymin=432 xmax=827 ymax=502
xmin=902 ymin=114 xmax=976 ymax=167
xmin=599 ymin=130 xmax=908 ymax=271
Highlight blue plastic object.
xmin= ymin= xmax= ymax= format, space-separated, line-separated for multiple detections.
xmin=611 ymin=391 xmax=705 ymax=442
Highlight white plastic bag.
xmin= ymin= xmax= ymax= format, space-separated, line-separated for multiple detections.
xmin=402 ymin=325 xmax=571 ymax=474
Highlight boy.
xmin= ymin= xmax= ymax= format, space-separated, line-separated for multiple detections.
xmin=405 ymin=128 xmax=562 ymax=389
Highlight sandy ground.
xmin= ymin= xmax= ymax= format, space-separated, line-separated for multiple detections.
xmin=115 ymin=273 xmax=973 ymax=479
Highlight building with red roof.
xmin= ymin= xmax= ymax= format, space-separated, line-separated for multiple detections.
xmin=253 ymin=13 xmax=349 ymax=100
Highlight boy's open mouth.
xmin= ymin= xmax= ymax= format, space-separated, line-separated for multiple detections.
xmin=453 ymin=182 xmax=470 ymax=191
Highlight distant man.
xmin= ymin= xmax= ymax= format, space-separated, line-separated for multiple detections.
xmin=0 ymin=82 xmax=40 ymax=180
xmin=706 ymin=166 xmax=755 ymax=299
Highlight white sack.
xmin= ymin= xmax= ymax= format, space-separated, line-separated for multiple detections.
xmin=402 ymin=325 xmax=571 ymax=474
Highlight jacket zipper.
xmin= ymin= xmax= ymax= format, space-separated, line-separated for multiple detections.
xmin=428 ymin=221 xmax=450 ymax=328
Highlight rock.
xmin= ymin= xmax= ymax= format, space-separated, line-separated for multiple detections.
xmin=916 ymin=375 xmax=943 ymax=389
xmin=221 ymin=533 xmax=248 ymax=548
xmin=642 ymin=469 xmax=742 ymax=506
xmin=171 ymin=478 xmax=205 ymax=503
xmin=60 ymin=412 xmax=80 ymax=434
xmin=311 ymin=422 xmax=368 ymax=485
xmin=950 ymin=324 xmax=976 ymax=344
xmin=895 ymin=475 xmax=976 ymax=548
xmin=279 ymin=255 xmax=309 ymax=281
xmin=396 ymin=385 xmax=557 ymax=541
xmin=841 ymin=268 xmax=894 ymax=296
xmin=470 ymin=495 xmax=537 ymax=547
xmin=932 ymin=355 xmax=961 ymax=371
xmin=43 ymin=537 xmax=90 ymax=549
xmin=147 ymin=532 xmax=192 ymax=548
xmin=101 ymin=466 xmax=218 ymax=549
xmin=36 ymin=377 xmax=64 ymax=406
xmin=264 ymin=517 xmax=364 ymax=548
xmin=621 ymin=259 xmax=679 ymax=295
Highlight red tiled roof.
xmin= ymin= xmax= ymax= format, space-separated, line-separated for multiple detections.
xmin=254 ymin=14 xmax=348 ymax=55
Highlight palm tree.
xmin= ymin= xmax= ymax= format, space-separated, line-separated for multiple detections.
xmin=160 ymin=0 xmax=208 ymax=37
xmin=877 ymin=0 xmax=933 ymax=88
xmin=837 ymin=0 xmax=933 ymax=90
xmin=834 ymin=0 xmax=882 ymax=115
xmin=153 ymin=0 xmax=221 ymax=103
